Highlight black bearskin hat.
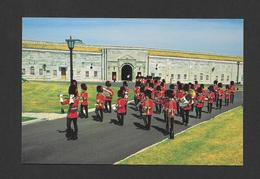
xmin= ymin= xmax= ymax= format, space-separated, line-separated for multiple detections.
xmin=123 ymin=81 xmax=128 ymax=87
xmin=214 ymin=80 xmax=218 ymax=85
xmin=144 ymin=89 xmax=152 ymax=98
xmin=117 ymin=90 xmax=124 ymax=98
xmin=68 ymin=85 xmax=77 ymax=96
xmin=230 ymin=81 xmax=234 ymax=85
xmin=197 ymin=87 xmax=202 ymax=94
xmin=208 ymin=85 xmax=214 ymax=92
xmin=135 ymin=81 xmax=141 ymax=87
xmin=169 ymin=84 xmax=175 ymax=90
xmin=200 ymin=84 xmax=204 ymax=89
xmin=195 ymin=80 xmax=198 ymax=84
xmin=165 ymin=89 xmax=173 ymax=98
xmin=81 ymin=83 xmax=87 ymax=90
xmin=183 ymin=84 xmax=189 ymax=92
xmin=177 ymin=81 xmax=181 ymax=85
xmin=178 ymin=83 xmax=183 ymax=90
xmin=72 ymin=80 xmax=78 ymax=87
xmin=190 ymin=84 xmax=195 ymax=90
xmin=156 ymin=85 xmax=161 ymax=91
xmin=149 ymin=83 xmax=154 ymax=88
xmin=218 ymin=82 xmax=223 ymax=88
xmin=162 ymin=79 xmax=166 ymax=83
xmin=105 ymin=81 xmax=111 ymax=87
xmin=97 ymin=85 xmax=103 ymax=92
xmin=226 ymin=84 xmax=229 ymax=89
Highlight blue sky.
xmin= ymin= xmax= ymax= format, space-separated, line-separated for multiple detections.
xmin=22 ymin=18 xmax=243 ymax=56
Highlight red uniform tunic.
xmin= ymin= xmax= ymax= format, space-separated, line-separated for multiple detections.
xmin=208 ymin=92 xmax=215 ymax=104
xmin=117 ymin=98 xmax=127 ymax=113
xmin=145 ymin=99 xmax=154 ymax=116
xmin=80 ymin=91 xmax=88 ymax=106
xmin=162 ymin=99 xmax=169 ymax=112
xmin=196 ymin=95 xmax=205 ymax=108
xmin=154 ymin=90 xmax=163 ymax=104
xmin=225 ymin=89 xmax=231 ymax=100
xmin=202 ymin=89 xmax=206 ymax=96
xmin=134 ymin=87 xmax=141 ymax=100
xmin=168 ymin=99 xmax=177 ymax=112
xmin=230 ymin=85 xmax=236 ymax=94
xmin=194 ymin=84 xmax=199 ymax=91
xmin=104 ymin=87 xmax=114 ymax=101
xmin=183 ymin=100 xmax=192 ymax=111
xmin=63 ymin=97 xmax=79 ymax=119
xmin=96 ymin=93 xmax=105 ymax=109
xmin=177 ymin=90 xmax=185 ymax=100
xmin=213 ymin=85 xmax=219 ymax=93
xmin=218 ymin=89 xmax=225 ymax=100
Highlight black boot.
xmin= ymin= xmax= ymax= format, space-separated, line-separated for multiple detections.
xmin=65 ymin=129 xmax=73 ymax=140
xmin=71 ymin=131 xmax=78 ymax=140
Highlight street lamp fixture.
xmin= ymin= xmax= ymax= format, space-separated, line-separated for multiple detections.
xmin=65 ymin=36 xmax=82 ymax=85
xmin=155 ymin=64 xmax=158 ymax=70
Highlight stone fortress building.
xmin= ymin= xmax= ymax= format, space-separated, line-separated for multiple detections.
xmin=22 ymin=40 xmax=243 ymax=84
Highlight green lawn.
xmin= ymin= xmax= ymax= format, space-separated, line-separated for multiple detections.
xmin=119 ymin=106 xmax=243 ymax=165
xmin=22 ymin=81 xmax=134 ymax=113
xmin=22 ymin=116 xmax=37 ymax=122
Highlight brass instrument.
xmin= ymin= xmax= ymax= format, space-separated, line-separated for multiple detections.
xmin=103 ymin=87 xmax=112 ymax=98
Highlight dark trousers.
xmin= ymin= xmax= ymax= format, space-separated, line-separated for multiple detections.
xmin=181 ymin=108 xmax=189 ymax=125
xmin=139 ymin=105 xmax=143 ymax=118
xmin=208 ymin=102 xmax=213 ymax=113
xmin=155 ymin=104 xmax=162 ymax=114
xmin=80 ymin=104 xmax=88 ymax=118
xmin=95 ymin=108 xmax=104 ymax=121
xmin=225 ymin=98 xmax=230 ymax=106
xmin=145 ymin=115 xmax=152 ymax=129
xmin=230 ymin=93 xmax=235 ymax=104
xmin=67 ymin=117 xmax=78 ymax=133
xmin=195 ymin=107 xmax=202 ymax=119
xmin=215 ymin=93 xmax=219 ymax=108
xmin=163 ymin=110 xmax=167 ymax=122
xmin=218 ymin=99 xmax=223 ymax=109
xmin=166 ymin=117 xmax=174 ymax=138
xmin=117 ymin=113 xmax=124 ymax=125
xmin=177 ymin=102 xmax=180 ymax=115
xmin=105 ymin=100 xmax=112 ymax=113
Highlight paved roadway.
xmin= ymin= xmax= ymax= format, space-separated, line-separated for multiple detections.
xmin=22 ymin=92 xmax=243 ymax=164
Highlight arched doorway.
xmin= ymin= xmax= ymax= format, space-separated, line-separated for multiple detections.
xmin=121 ymin=64 xmax=133 ymax=81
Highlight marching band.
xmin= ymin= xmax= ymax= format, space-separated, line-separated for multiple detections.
xmin=59 ymin=77 xmax=237 ymax=141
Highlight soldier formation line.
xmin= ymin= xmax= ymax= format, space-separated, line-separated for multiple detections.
xmin=60 ymin=76 xmax=237 ymax=141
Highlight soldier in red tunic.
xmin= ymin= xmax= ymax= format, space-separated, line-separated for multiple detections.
xmin=165 ymin=89 xmax=177 ymax=139
xmin=176 ymin=83 xmax=185 ymax=115
xmin=229 ymin=81 xmax=236 ymax=104
xmin=79 ymin=83 xmax=88 ymax=119
xmin=217 ymin=83 xmax=225 ymax=109
xmin=225 ymin=85 xmax=231 ymax=106
xmin=195 ymin=87 xmax=206 ymax=119
xmin=116 ymin=90 xmax=127 ymax=126
xmin=104 ymin=81 xmax=114 ymax=113
xmin=194 ymin=81 xmax=199 ymax=91
xmin=139 ymin=85 xmax=146 ymax=118
xmin=154 ymin=85 xmax=163 ymax=114
xmin=213 ymin=80 xmax=219 ymax=107
xmin=61 ymin=85 xmax=79 ymax=140
xmin=134 ymin=81 xmax=141 ymax=107
xmin=143 ymin=90 xmax=154 ymax=130
xmin=123 ymin=81 xmax=130 ymax=115
xmin=180 ymin=84 xmax=192 ymax=126
xmin=207 ymin=85 xmax=215 ymax=113
xmin=95 ymin=86 xmax=105 ymax=122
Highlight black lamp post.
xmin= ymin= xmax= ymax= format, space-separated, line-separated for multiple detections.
xmin=65 ymin=36 xmax=82 ymax=85
xmin=236 ymin=61 xmax=240 ymax=85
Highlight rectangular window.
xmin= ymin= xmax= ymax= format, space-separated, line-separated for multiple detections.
xmin=39 ymin=69 xmax=43 ymax=75
xmin=216 ymin=76 xmax=218 ymax=81
xmin=22 ymin=68 xmax=25 ymax=75
xmin=171 ymin=74 xmax=174 ymax=78
xmin=221 ymin=74 xmax=224 ymax=81
xmin=46 ymin=70 xmax=50 ymax=73
xmin=184 ymin=74 xmax=187 ymax=80
xmin=159 ymin=73 xmax=162 ymax=77
xmin=53 ymin=70 xmax=57 ymax=76
xmin=151 ymin=73 xmax=155 ymax=77
xmin=177 ymin=74 xmax=181 ymax=80
xmin=85 ymin=71 xmax=89 ymax=78
xmin=194 ymin=75 xmax=197 ymax=81
xmin=206 ymin=75 xmax=209 ymax=81
xmin=94 ymin=71 xmax=98 ymax=77
xmin=200 ymin=73 xmax=203 ymax=81
xmin=227 ymin=75 xmax=229 ymax=82
xmin=30 ymin=67 xmax=35 ymax=75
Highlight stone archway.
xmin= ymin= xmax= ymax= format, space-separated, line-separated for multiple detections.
xmin=121 ymin=64 xmax=133 ymax=81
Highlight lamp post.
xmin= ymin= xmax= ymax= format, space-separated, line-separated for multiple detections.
xmin=236 ymin=61 xmax=240 ymax=85
xmin=65 ymin=36 xmax=82 ymax=85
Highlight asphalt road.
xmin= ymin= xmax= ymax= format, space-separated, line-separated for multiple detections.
xmin=22 ymin=92 xmax=243 ymax=164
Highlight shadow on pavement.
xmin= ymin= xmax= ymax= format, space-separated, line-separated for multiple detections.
xmin=151 ymin=125 xmax=168 ymax=136
xmin=109 ymin=119 xmax=121 ymax=126
xmin=153 ymin=116 xmax=165 ymax=123
xmin=133 ymin=122 xmax=147 ymax=130
xmin=132 ymin=113 xmax=142 ymax=119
